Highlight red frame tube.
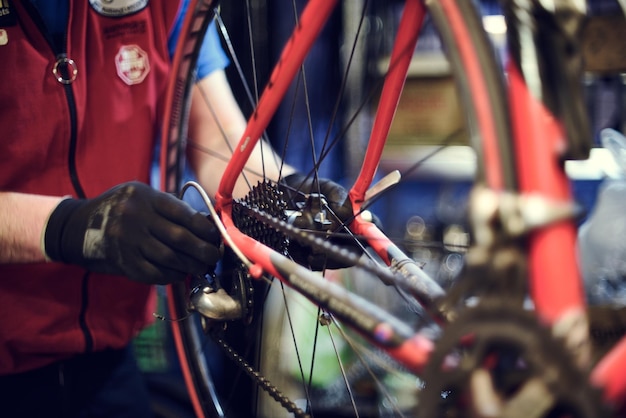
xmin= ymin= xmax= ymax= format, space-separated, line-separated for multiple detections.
xmin=216 ymin=0 xmax=339 ymax=203
xmin=507 ymin=62 xmax=585 ymax=324
xmin=592 ymin=336 xmax=626 ymax=405
xmin=350 ymin=0 xmax=425 ymax=204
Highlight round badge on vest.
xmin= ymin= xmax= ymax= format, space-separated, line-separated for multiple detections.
xmin=89 ymin=0 xmax=149 ymax=17
xmin=115 ymin=44 xmax=151 ymax=85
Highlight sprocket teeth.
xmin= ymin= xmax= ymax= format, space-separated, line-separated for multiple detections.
xmin=233 ymin=181 xmax=289 ymax=253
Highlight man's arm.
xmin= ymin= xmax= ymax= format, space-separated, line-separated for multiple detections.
xmin=0 ymin=193 xmax=63 ymax=263
xmin=186 ymin=70 xmax=295 ymax=199
xmin=0 ymin=184 xmax=222 ymax=284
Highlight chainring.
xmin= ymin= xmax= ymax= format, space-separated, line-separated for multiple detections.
xmin=419 ymin=301 xmax=610 ymax=417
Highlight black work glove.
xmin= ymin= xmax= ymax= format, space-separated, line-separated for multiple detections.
xmin=281 ymin=173 xmax=361 ymax=270
xmin=44 ymin=181 xmax=221 ymax=285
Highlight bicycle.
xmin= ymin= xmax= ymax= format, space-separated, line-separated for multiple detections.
xmin=158 ymin=0 xmax=624 ymax=416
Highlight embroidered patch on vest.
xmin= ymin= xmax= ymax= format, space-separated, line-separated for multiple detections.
xmin=115 ymin=44 xmax=150 ymax=85
xmin=89 ymin=0 xmax=149 ymax=17
xmin=103 ymin=20 xmax=147 ymax=40
xmin=0 ymin=0 xmax=17 ymax=27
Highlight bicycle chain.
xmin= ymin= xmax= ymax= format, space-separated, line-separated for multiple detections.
xmin=221 ymin=182 xmax=308 ymax=417
xmin=211 ymin=333 xmax=310 ymax=418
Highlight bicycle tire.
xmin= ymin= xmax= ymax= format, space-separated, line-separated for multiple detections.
xmin=161 ymin=0 xmax=513 ymax=417
xmin=159 ymin=1 xmax=225 ymax=417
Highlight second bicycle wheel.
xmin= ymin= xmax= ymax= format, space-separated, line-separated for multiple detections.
xmin=161 ymin=0 xmax=514 ymax=417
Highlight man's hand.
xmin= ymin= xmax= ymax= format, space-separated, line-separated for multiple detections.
xmin=43 ymin=182 xmax=221 ymax=285
xmin=281 ymin=173 xmax=360 ymax=270
xmin=281 ymin=173 xmax=353 ymax=223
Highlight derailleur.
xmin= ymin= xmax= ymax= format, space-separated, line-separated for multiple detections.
xmin=187 ymin=269 xmax=254 ymax=329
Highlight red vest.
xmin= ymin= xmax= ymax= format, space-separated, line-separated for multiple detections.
xmin=0 ymin=0 xmax=181 ymax=374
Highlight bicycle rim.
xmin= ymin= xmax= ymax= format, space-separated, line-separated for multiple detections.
xmin=161 ymin=0 xmax=513 ymax=417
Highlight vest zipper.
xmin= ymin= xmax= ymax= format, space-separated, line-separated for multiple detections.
xmin=59 ymin=68 xmax=87 ymax=199
xmin=22 ymin=3 xmax=86 ymax=198
xmin=23 ymin=1 xmax=93 ymax=353
xmin=80 ymin=271 xmax=94 ymax=353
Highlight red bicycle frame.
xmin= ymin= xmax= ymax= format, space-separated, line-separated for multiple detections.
xmin=161 ymin=0 xmax=626 ymax=414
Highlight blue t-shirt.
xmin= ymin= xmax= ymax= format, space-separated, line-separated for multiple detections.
xmin=168 ymin=0 xmax=229 ymax=79
xmin=29 ymin=0 xmax=229 ymax=79
xmin=169 ymin=0 xmax=229 ymax=79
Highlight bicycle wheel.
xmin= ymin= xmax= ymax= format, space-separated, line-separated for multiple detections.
xmin=160 ymin=0 xmax=513 ymax=417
